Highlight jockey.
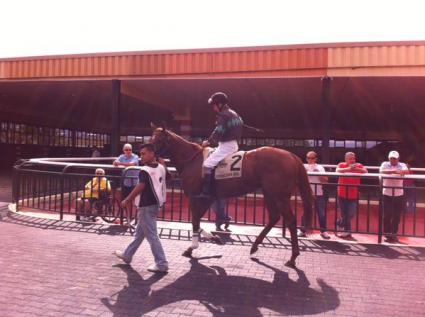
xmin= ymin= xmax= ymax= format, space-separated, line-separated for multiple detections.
xmin=196 ymin=92 xmax=244 ymax=198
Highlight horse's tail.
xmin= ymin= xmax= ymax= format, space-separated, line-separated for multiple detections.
xmin=297 ymin=158 xmax=314 ymax=229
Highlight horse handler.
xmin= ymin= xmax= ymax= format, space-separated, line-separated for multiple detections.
xmin=114 ymin=143 xmax=169 ymax=273
xmin=197 ymin=92 xmax=244 ymax=198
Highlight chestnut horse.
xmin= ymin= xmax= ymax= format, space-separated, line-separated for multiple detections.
xmin=151 ymin=126 xmax=313 ymax=267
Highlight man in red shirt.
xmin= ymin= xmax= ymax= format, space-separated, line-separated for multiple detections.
xmin=336 ymin=152 xmax=368 ymax=238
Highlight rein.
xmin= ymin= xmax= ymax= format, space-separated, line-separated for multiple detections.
xmin=175 ymin=147 xmax=203 ymax=168
xmin=155 ymin=129 xmax=204 ymax=170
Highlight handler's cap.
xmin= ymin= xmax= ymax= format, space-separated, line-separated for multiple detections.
xmin=388 ymin=150 xmax=400 ymax=159
xmin=208 ymin=92 xmax=228 ymax=105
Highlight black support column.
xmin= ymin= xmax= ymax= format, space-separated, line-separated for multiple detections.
xmin=320 ymin=76 xmax=332 ymax=164
xmin=111 ymin=79 xmax=121 ymax=156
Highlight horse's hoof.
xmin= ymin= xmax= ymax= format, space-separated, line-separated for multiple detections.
xmin=250 ymin=245 xmax=258 ymax=255
xmin=182 ymin=249 xmax=193 ymax=258
xmin=284 ymin=259 xmax=297 ymax=268
xmin=211 ymin=235 xmax=223 ymax=245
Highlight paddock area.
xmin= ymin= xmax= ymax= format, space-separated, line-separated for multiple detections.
xmin=12 ymin=157 xmax=425 ymax=244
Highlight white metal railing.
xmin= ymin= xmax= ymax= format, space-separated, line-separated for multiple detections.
xmin=24 ymin=157 xmax=425 ymax=180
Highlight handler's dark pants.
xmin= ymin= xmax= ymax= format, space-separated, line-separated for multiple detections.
xmin=383 ymin=195 xmax=405 ymax=236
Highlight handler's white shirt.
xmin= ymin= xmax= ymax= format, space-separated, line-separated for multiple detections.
xmin=304 ymin=163 xmax=325 ymax=196
xmin=379 ymin=161 xmax=408 ymax=197
xmin=140 ymin=164 xmax=167 ymax=207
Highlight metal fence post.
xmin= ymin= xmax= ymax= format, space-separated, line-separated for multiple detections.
xmin=59 ymin=166 xmax=70 ymax=221
xmin=59 ymin=174 xmax=64 ymax=221
xmin=377 ymin=178 xmax=383 ymax=243
xmin=13 ymin=166 xmax=21 ymax=211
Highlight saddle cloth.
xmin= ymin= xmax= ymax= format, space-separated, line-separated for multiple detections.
xmin=203 ymin=148 xmax=245 ymax=180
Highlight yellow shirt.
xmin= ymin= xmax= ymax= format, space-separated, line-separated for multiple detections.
xmin=83 ymin=177 xmax=111 ymax=199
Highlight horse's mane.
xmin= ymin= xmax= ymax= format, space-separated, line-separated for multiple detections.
xmin=166 ymin=129 xmax=202 ymax=151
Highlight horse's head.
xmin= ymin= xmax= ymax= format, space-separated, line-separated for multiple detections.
xmin=150 ymin=123 xmax=171 ymax=157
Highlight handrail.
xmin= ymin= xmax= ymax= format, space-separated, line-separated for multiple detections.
xmin=321 ymin=164 xmax=425 ymax=173
xmin=24 ymin=157 xmax=425 ymax=171
xmin=20 ymin=158 xmax=178 ymax=173
xmin=18 ymin=157 xmax=425 ymax=180
xmin=307 ymin=172 xmax=425 ymax=180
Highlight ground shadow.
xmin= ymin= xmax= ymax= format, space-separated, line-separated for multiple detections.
xmin=97 ymin=225 xmax=130 ymax=236
xmin=5 ymin=212 xmax=425 ymax=261
xmin=312 ymin=239 xmax=425 ymax=261
xmin=100 ymin=264 xmax=167 ymax=317
xmin=102 ymin=257 xmax=340 ymax=317
xmin=360 ymin=243 xmax=425 ymax=260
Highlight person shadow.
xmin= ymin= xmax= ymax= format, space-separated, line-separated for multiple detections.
xmin=100 ymin=264 xmax=167 ymax=317
xmin=102 ymin=256 xmax=340 ymax=316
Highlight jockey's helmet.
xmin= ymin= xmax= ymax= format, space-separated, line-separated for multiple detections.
xmin=208 ymin=92 xmax=228 ymax=106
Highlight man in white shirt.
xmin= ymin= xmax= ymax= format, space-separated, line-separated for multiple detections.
xmin=114 ymin=144 xmax=169 ymax=273
xmin=379 ymin=150 xmax=409 ymax=243
xmin=297 ymin=151 xmax=330 ymax=239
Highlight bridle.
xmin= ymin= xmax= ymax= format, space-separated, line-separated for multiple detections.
xmin=152 ymin=128 xmax=203 ymax=168
xmin=152 ymin=130 xmax=170 ymax=158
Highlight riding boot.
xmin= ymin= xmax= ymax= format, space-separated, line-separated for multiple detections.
xmin=196 ymin=172 xmax=213 ymax=198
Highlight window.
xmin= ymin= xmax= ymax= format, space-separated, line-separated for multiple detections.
xmin=294 ymin=140 xmax=304 ymax=147
xmin=335 ymin=140 xmax=345 ymax=147
xmin=345 ymin=140 xmax=356 ymax=148
xmin=366 ymin=141 xmax=377 ymax=149
xmin=282 ymin=139 xmax=294 ymax=147
xmin=356 ymin=141 xmax=365 ymax=148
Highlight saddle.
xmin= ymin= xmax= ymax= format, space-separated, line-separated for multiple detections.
xmin=203 ymin=148 xmax=245 ymax=180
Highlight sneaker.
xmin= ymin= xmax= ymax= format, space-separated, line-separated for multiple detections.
xmin=114 ymin=250 xmax=131 ymax=264
xmin=297 ymin=229 xmax=306 ymax=237
xmin=339 ymin=232 xmax=352 ymax=238
xmin=224 ymin=216 xmax=232 ymax=229
xmin=384 ymin=236 xmax=393 ymax=243
xmin=384 ymin=235 xmax=399 ymax=243
xmin=147 ymin=264 xmax=168 ymax=273
xmin=320 ymin=231 xmax=331 ymax=239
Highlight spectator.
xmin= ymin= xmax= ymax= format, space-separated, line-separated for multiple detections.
xmin=76 ymin=168 xmax=111 ymax=221
xmin=114 ymin=143 xmax=169 ymax=273
xmin=211 ymin=198 xmax=232 ymax=231
xmin=379 ymin=151 xmax=409 ymax=243
xmin=335 ymin=152 xmax=368 ymax=238
xmin=404 ymin=163 xmax=416 ymax=213
xmin=297 ymin=151 xmax=330 ymax=239
xmin=113 ymin=143 xmax=139 ymax=214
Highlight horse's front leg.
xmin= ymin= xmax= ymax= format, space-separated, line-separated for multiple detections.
xmin=182 ymin=228 xmax=200 ymax=257
xmin=182 ymin=197 xmax=217 ymax=257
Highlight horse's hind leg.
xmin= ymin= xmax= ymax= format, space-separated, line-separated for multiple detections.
xmin=250 ymin=195 xmax=280 ymax=255
xmin=278 ymin=198 xmax=299 ymax=268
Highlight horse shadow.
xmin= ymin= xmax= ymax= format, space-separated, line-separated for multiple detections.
xmin=102 ymin=257 xmax=340 ymax=316
xmin=97 ymin=225 xmax=130 ymax=236
xmin=209 ymin=231 xmax=236 ymax=244
xmin=101 ymin=264 xmax=167 ymax=317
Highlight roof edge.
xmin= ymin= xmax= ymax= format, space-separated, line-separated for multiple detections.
xmin=2 ymin=40 xmax=425 ymax=61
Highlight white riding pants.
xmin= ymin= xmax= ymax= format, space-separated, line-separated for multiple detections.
xmin=203 ymin=140 xmax=238 ymax=170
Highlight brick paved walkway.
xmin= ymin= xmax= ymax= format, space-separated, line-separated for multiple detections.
xmin=0 ymin=209 xmax=425 ymax=317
